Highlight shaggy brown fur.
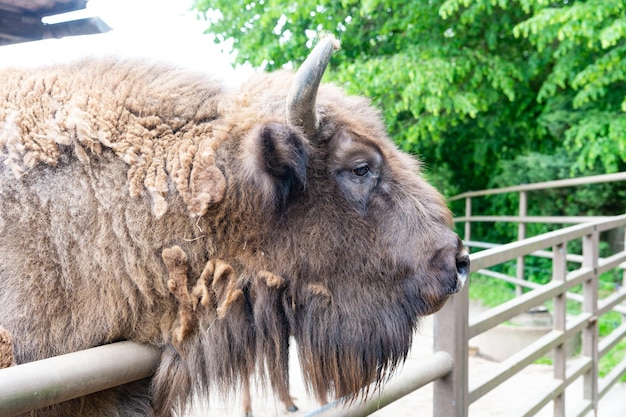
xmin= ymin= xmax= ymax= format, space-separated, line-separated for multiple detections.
xmin=0 ymin=54 xmax=468 ymax=417
xmin=0 ymin=326 xmax=15 ymax=368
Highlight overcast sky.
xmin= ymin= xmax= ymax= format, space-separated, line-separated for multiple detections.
xmin=0 ymin=0 xmax=245 ymax=78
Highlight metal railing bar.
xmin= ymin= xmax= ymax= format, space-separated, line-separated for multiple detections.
xmin=474 ymin=268 xmax=527 ymax=286
xmin=567 ymin=356 xmax=594 ymax=384
xmin=571 ymin=400 xmax=594 ymax=417
xmin=469 ymin=281 xmax=563 ymax=338
xmin=595 ymin=214 xmax=626 ymax=232
xmin=518 ymin=357 xmax=592 ymax=417
xmin=566 ymin=312 xmax=595 ymax=336
xmin=301 ymin=351 xmax=453 ymax=417
xmin=0 ymin=341 xmax=161 ymax=417
xmin=469 ymin=281 xmax=561 ymax=338
xmin=597 ymin=288 xmax=626 ymax=317
xmin=469 ymin=313 xmax=592 ymax=404
xmin=469 ymin=222 xmax=599 ymax=272
xmin=433 ymin=285 xmax=469 ymax=417
xmin=469 ymin=266 xmax=595 ymax=338
xmin=448 ymin=172 xmax=626 ymax=201
xmin=598 ymin=357 xmax=626 ymax=399
xmin=557 ymin=357 xmax=595 ymax=417
xmin=581 ymin=230 xmax=600 ymax=414
xmin=464 ymin=240 xmax=500 ymax=249
xmin=526 ymin=249 xmax=584 ymax=264
xmin=518 ymin=379 xmax=563 ymax=417
xmin=474 ymin=268 xmax=626 ymax=316
xmin=469 ymin=215 xmax=626 ymax=272
xmin=565 ymin=267 xmax=597 ymax=288
xmin=468 ymin=241 xmax=625 ymax=271
xmin=598 ymin=322 xmax=626 ymax=357
xmin=454 ymin=215 xmax=610 ymax=224
xmin=469 ymin=330 xmax=564 ymax=404
xmin=597 ymin=251 xmax=626 ymax=275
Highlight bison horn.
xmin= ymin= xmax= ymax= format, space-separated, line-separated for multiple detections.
xmin=286 ymin=36 xmax=340 ymax=136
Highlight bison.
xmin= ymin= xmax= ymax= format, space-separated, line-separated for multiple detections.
xmin=0 ymin=36 xmax=469 ymax=416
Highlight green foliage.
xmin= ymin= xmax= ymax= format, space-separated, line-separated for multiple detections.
xmin=193 ymin=0 xmax=626 ymax=208
xmin=194 ymin=0 xmax=556 ymax=195
xmin=468 ymin=273 xmax=516 ymax=307
xmin=510 ymin=0 xmax=626 ymax=173
xmin=490 ymin=150 xmax=626 ymax=219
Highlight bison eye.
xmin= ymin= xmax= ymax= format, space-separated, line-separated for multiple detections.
xmin=352 ymin=165 xmax=369 ymax=176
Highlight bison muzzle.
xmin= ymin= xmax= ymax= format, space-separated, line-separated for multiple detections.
xmin=0 ymin=36 xmax=468 ymax=417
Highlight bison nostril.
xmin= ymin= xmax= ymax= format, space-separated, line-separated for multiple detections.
xmin=455 ymin=252 xmax=470 ymax=285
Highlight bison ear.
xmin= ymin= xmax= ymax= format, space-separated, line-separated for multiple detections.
xmin=243 ymin=122 xmax=309 ymax=208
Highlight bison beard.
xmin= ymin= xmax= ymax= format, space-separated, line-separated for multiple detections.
xmin=151 ymin=248 xmax=419 ymax=415
xmin=293 ymin=285 xmax=416 ymax=402
xmin=0 ymin=36 xmax=468 ymax=416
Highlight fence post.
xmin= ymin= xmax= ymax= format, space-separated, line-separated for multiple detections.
xmin=433 ymin=284 xmax=469 ymax=417
xmin=516 ymin=191 xmax=527 ymax=296
xmin=623 ymin=226 xmax=626 ymax=323
xmin=464 ymin=197 xmax=472 ymax=248
xmin=582 ymin=228 xmax=599 ymax=415
xmin=552 ymin=243 xmax=567 ymax=417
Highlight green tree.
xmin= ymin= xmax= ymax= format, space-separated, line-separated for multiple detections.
xmin=193 ymin=0 xmax=626 ymax=201
xmin=443 ymin=0 xmax=626 ymax=174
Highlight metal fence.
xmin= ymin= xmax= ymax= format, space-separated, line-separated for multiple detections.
xmin=450 ymin=171 xmax=626 ymax=296
xmin=1 ymin=173 xmax=625 ymax=417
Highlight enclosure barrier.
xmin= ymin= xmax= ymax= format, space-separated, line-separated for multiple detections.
xmin=302 ymin=351 xmax=453 ymax=417
xmin=456 ymin=214 xmax=626 ymax=416
xmin=450 ymin=171 xmax=626 ymax=296
xmin=0 ymin=342 xmax=160 ymax=417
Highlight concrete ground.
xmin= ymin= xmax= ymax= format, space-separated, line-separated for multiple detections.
xmin=185 ymin=316 xmax=625 ymax=417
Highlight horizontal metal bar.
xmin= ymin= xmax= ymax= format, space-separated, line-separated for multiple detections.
xmin=467 ymin=241 xmax=589 ymax=264
xmin=0 ymin=342 xmax=161 ymax=417
xmin=567 ymin=356 xmax=594 ymax=383
xmin=454 ymin=215 xmax=610 ymax=224
xmin=519 ymin=357 xmax=592 ymax=417
xmin=464 ymin=240 xmax=500 ymax=249
xmin=448 ymin=172 xmax=626 ymax=201
xmin=599 ymin=356 xmax=626 ymax=399
xmin=598 ymin=288 xmax=626 ymax=317
xmin=474 ymin=267 xmax=626 ymax=316
xmin=597 ymin=251 xmax=626 ymax=275
xmin=596 ymin=215 xmax=626 ymax=232
xmin=470 ymin=267 xmax=595 ymax=337
xmin=569 ymin=359 xmax=598 ymax=416
xmin=469 ymin=330 xmax=564 ymax=403
xmin=598 ymin=322 xmax=626 ymax=358
xmin=470 ymin=313 xmax=591 ymax=404
xmin=469 ymin=224 xmax=592 ymax=272
xmin=468 ymin=241 xmax=626 ymax=271
xmin=469 ymin=281 xmax=562 ymax=338
xmin=468 ymin=215 xmax=626 ymax=272
xmin=474 ymin=269 xmax=528 ymax=287
xmin=572 ymin=399 xmax=594 ymax=417
xmin=518 ymin=379 xmax=563 ymax=417
xmin=302 ymin=351 xmax=453 ymax=417
xmin=527 ymin=249 xmax=585 ymax=264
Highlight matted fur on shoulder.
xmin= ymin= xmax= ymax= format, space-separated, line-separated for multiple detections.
xmin=0 ymin=58 xmax=226 ymax=218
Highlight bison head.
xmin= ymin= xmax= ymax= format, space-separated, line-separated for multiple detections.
xmin=210 ymin=37 xmax=469 ymax=403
